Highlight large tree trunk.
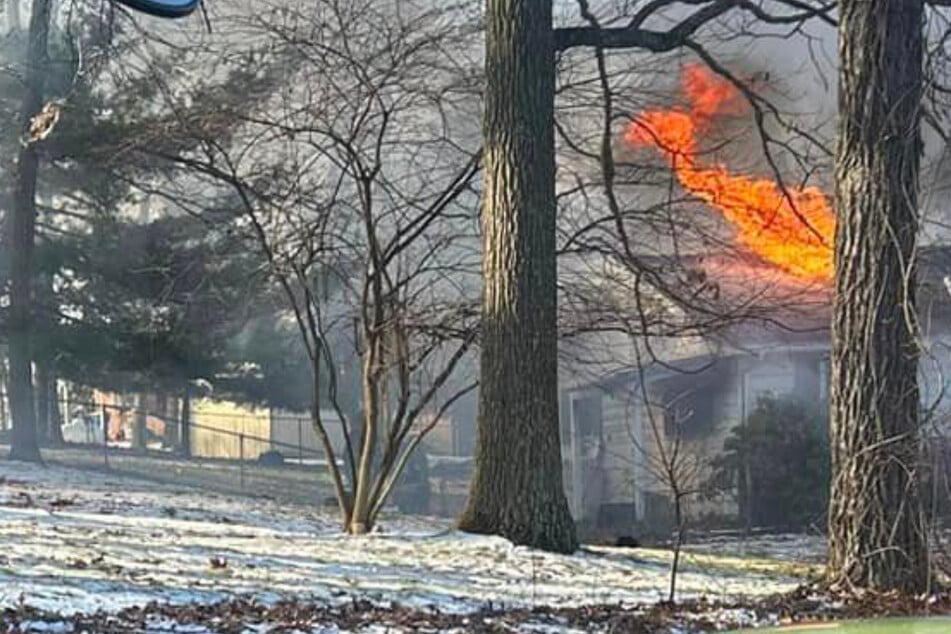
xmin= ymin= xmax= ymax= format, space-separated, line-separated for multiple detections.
xmin=8 ymin=0 xmax=52 ymax=463
xmin=828 ymin=0 xmax=927 ymax=592
xmin=458 ymin=0 xmax=577 ymax=553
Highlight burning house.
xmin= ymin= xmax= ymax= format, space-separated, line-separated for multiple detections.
xmin=560 ymin=247 xmax=951 ymax=536
xmin=558 ymin=64 xmax=951 ymax=536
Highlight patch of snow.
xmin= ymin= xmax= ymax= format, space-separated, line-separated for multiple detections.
xmin=15 ymin=622 xmax=73 ymax=633
xmin=682 ymin=606 xmax=780 ymax=631
xmin=0 ymin=460 xmax=804 ymax=620
xmin=687 ymin=532 xmax=825 ymax=563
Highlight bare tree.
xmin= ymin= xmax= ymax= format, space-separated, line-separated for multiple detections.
xmin=629 ymin=350 xmax=713 ymax=604
xmin=113 ymin=0 xmax=481 ymax=533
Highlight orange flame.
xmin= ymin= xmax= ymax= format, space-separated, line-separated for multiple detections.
xmin=624 ymin=64 xmax=834 ymax=283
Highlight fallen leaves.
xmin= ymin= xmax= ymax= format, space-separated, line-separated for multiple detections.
xmin=208 ymin=556 xmax=228 ymax=570
xmin=3 ymin=588 xmax=951 ymax=634
xmin=9 ymin=492 xmax=34 ymax=508
xmin=48 ymin=497 xmax=77 ymax=511
xmin=65 ymin=553 xmax=125 ymax=577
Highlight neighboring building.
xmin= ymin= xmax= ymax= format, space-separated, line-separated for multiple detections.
xmin=90 ymin=390 xmax=168 ymax=443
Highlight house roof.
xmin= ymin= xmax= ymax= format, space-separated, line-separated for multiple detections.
xmin=567 ymin=245 xmax=951 ymax=395
xmin=573 ymin=353 xmax=720 ymax=394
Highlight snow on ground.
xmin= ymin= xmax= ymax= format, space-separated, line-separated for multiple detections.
xmin=688 ymin=532 xmax=826 ymax=564
xmin=0 ymin=460 xmax=806 ymax=621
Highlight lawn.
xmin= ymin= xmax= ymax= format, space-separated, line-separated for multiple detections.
xmin=0 ymin=459 xmax=810 ymax=632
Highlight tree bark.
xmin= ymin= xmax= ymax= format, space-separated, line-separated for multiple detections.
xmin=828 ymin=0 xmax=927 ymax=592
xmin=458 ymin=0 xmax=577 ymax=553
xmin=8 ymin=0 xmax=52 ymax=463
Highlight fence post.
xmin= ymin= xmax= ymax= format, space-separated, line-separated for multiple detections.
xmin=132 ymin=395 xmax=148 ymax=452
xmin=440 ymin=478 xmax=448 ymax=516
xmin=101 ymin=404 xmax=110 ymax=469
xmin=0 ymin=359 xmax=7 ymax=431
xmin=297 ymin=418 xmax=303 ymax=465
xmin=180 ymin=386 xmax=191 ymax=458
xmin=239 ymin=432 xmax=245 ymax=491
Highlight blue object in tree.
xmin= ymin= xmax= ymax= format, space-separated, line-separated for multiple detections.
xmin=112 ymin=0 xmax=199 ymax=18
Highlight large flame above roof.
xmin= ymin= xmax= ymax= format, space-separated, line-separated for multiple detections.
xmin=624 ymin=64 xmax=835 ymax=283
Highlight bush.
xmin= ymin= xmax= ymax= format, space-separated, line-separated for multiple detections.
xmin=708 ymin=395 xmax=828 ymax=530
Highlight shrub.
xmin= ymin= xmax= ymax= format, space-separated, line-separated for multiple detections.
xmin=708 ymin=395 xmax=828 ymax=530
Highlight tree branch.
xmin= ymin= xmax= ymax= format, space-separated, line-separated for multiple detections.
xmin=556 ymin=0 xmax=835 ymax=52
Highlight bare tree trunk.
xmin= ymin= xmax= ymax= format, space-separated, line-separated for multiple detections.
xmin=459 ymin=0 xmax=577 ymax=553
xmin=8 ymin=0 xmax=51 ymax=463
xmin=668 ymin=491 xmax=685 ymax=604
xmin=349 ymin=344 xmax=382 ymax=534
xmin=828 ymin=0 xmax=927 ymax=592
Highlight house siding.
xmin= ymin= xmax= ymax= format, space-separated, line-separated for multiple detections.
xmin=562 ymin=386 xmax=640 ymax=531
xmin=601 ymin=391 xmax=635 ymax=505
xmin=563 ymin=350 xmax=831 ymax=532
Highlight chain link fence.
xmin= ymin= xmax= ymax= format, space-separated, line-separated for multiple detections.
xmin=0 ymin=396 xmax=472 ymax=517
